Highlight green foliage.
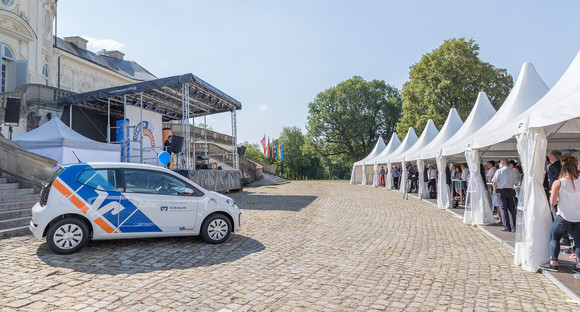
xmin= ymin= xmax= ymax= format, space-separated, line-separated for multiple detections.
xmin=397 ymin=38 xmax=513 ymax=136
xmin=240 ymin=141 xmax=265 ymax=163
xmin=306 ymin=76 xmax=402 ymax=164
xmin=277 ymin=126 xmax=325 ymax=180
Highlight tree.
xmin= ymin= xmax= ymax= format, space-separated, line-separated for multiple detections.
xmin=397 ymin=38 xmax=513 ymax=135
xmin=239 ymin=142 xmax=265 ymax=163
xmin=306 ymin=76 xmax=402 ymax=163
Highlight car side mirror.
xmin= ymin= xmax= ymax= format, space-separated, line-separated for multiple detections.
xmin=183 ymin=188 xmax=194 ymax=196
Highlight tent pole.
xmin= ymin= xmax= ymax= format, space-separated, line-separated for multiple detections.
xmin=204 ymin=115 xmax=208 ymax=158
xmin=107 ymin=98 xmax=110 ymax=143
xmin=231 ymin=109 xmax=238 ymax=170
xmin=69 ymin=105 xmax=72 ymax=128
xmin=140 ymin=92 xmax=143 ymax=163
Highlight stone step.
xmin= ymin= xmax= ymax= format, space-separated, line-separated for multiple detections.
xmin=0 ymin=200 xmax=37 ymax=212
xmin=0 ymin=225 xmax=30 ymax=239
xmin=0 ymin=177 xmax=8 ymax=184
xmin=0 ymin=193 xmax=39 ymax=204
xmin=0 ymin=216 xmax=31 ymax=231
xmin=0 ymin=183 xmax=19 ymax=190
xmin=0 ymin=188 xmax=34 ymax=196
xmin=0 ymin=208 xmax=31 ymax=220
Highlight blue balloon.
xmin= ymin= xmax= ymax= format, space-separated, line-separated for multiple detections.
xmin=158 ymin=151 xmax=171 ymax=165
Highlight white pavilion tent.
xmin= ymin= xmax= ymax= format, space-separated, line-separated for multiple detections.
xmin=375 ymin=127 xmax=418 ymax=190
xmin=417 ymin=92 xmax=497 ymax=210
xmin=485 ymin=51 xmax=580 ymax=273
xmin=391 ymin=119 xmax=439 ymax=197
xmin=362 ymin=133 xmax=401 ymax=188
xmin=13 ymin=118 xmax=121 ymax=164
xmin=453 ymin=53 xmax=580 ymax=272
xmin=406 ymin=109 xmax=463 ymax=206
xmin=349 ymin=137 xmax=386 ymax=185
xmin=463 ymin=63 xmax=550 ymax=226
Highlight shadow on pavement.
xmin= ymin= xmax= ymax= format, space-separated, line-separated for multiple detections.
xmin=36 ymin=233 xmax=265 ymax=275
xmin=231 ymin=194 xmax=317 ymax=212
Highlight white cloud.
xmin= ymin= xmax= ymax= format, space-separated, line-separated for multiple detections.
xmin=259 ymin=104 xmax=269 ymax=111
xmin=83 ymin=36 xmax=127 ymax=52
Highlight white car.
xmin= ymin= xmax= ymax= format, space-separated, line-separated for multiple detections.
xmin=29 ymin=162 xmax=241 ymax=254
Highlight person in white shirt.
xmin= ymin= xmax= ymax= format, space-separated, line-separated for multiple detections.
xmin=541 ymin=154 xmax=580 ymax=273
xmin=485 ymin=161 xmax=497 ymax=182
xmin=492 ymin=159 xmax=519 ymax=232
xmin=427 ymin=165 xmax=438 ymax=198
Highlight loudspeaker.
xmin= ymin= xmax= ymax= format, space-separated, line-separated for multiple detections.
xmin=170 ymin=135 xmax=183 ymax=153
xmin=237 ymin=146 xmax=247 ymax=157
xmin=4 ymin=97 xmax=21 ymax=123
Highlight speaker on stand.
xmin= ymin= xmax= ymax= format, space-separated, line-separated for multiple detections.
xmin=169 ymin=135 xmax=184 ymax=168
xmin=4 ymin=97 xmax=21 ymax=140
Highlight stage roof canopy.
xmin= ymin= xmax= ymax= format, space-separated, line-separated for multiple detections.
xmin=57 ymin=73 xmax=242 ymax=121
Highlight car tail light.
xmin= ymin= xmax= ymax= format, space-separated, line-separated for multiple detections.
xmin=40 ymin=168 xmax=63 ymax=207
xmin=40 ymin=182 xmax=52 ymax=206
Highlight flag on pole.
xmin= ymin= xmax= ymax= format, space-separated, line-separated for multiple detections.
xmin=281 ymin=144 xmax=284 ymax=160
xmin=274 ymin=142 xmax=278 ymax=158
xmin=261 ymin=135 xmax=266 ymax=154
xmin=267 ymin=136 xmax=270 ymax=157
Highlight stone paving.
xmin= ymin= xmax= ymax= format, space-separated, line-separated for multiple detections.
xmin=0 ymin=181 xmax=577 ymax=311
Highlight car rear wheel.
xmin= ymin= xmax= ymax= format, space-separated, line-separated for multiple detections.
xmin=46 ymin=218 xmax=89 ymax=254
xmin=201 ymin=213 xmax=232 ymax=244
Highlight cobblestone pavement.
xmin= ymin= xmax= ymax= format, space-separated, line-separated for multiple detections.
xmin=0 ymin=181 xmax=576 ymax=311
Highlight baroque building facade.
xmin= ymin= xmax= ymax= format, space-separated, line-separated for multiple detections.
xmin=0 ymin=0 xmax=155 ymax=138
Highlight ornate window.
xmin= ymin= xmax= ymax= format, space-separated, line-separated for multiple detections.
xmin=1 ymin=43 xmax=15 ymax=93
xmin=1 ymin=0 xmax=14 ymax=6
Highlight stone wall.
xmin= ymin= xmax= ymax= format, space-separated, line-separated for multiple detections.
xmin=0 ymin=133 xmax=57 ymax=191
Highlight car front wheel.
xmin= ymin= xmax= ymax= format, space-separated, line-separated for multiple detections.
xmin=201 ymin=213 xmax=232 ymax=244
xmin=46 ymin=218 xmax=89 ymax=254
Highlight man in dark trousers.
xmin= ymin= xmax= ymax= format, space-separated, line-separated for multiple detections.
xmin=492 ymin=159 xmax=518 ymax=232
xmin=407 ymin=163 xmax=418 ymax=193
xmin=547 ymin=150 xmax=562 ymax=219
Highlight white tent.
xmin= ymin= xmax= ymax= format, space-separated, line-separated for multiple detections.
xmin=363 ymin=133 xmax=401 ymax=188
xmin=510 ymin=51 xmax=580 ymax=272
xmin=391 ymin=120 xmax=439 ymax=197
xmin=349 ymin=137 xmax=387 ymax=185
xmin=463 ymin=63 xmax=549 ymax=226
xmin=417 ymin=92 xmax=497 ymax=210
xmin=13 ymin=118 xmax=121 ymax=164
xmin=375 ymin=127 xmax=418 ymax=190
xmin=406 ymin=109 xmax=463 ymax=206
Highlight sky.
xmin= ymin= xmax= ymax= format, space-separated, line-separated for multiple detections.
xmin=57 ymin=0 xmax=580 ymax=146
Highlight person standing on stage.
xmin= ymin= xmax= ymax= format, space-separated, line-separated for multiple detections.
xmin=163 ymin=132 xmax=174 ymax=168
xmin=492 ymin=159 xmax=519 ymax=232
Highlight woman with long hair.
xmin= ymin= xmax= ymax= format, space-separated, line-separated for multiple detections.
xmin=541 ymin=153 xmax=580 ymax=273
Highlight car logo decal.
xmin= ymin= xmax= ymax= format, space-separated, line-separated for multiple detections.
xmin=55 ymin=164 xmax=162 ymax=234
xmin=208 ymin=198 xmax=218 ymax=205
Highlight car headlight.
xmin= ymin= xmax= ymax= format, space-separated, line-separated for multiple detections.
xmin=226 ymin=199 xmax=238 ymax=208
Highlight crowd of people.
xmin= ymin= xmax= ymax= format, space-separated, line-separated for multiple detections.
xmin=373 ymin=149 xmax=580 ymax=276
